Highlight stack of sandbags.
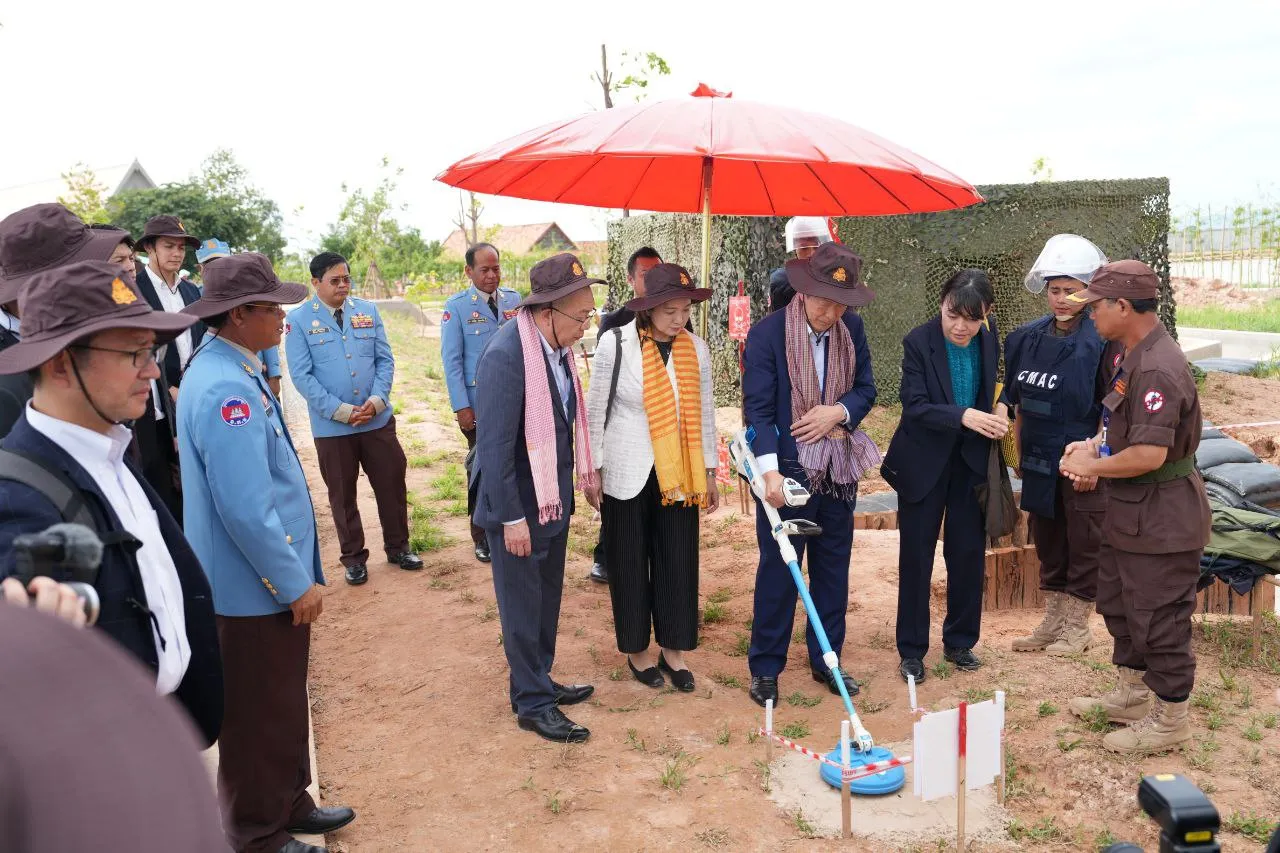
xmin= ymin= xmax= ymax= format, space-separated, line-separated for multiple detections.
xmin=1197 ymin=421 xmax=1280 ymax=509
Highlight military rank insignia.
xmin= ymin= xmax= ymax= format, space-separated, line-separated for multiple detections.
xmin=503 ymin=309 xmax=519 ymax=320
xmin=351 ymin=313 xmax=374 ymax=329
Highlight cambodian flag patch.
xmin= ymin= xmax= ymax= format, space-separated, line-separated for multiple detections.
xmin=442 ymin=310 xmax=451 ymax=322
xmin=220 ymin=396 xmax=252 ymax=426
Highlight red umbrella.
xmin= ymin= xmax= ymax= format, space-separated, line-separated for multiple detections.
xmin=436 ymin=84 xmax=982 ymax=294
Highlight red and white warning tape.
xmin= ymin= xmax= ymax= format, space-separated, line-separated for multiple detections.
xmin=757 ymin=728 xmax=913 ymax=781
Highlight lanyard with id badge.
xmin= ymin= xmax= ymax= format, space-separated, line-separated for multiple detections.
xmin=1100 ymin=367 xmax=1126 ymax=457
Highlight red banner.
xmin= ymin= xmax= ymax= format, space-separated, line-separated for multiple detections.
xmin=728 ymin=294 xmax=751 ymax=341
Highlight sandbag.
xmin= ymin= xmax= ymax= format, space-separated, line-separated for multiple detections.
xmin=1201 ymin=462 xmax=1280 ymax=502
xmin=1201 ymin=420 xmax=1225 ymax=440
xmin=1195 ymin=437 xmax=1259 ymax=470
xmin=1204 ymin=481 xmax=1247 ymax=508
xmin=1194 ymin=357 xmax=1260 ymax=375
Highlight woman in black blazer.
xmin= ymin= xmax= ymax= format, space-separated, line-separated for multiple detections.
xmin=881 ymin=270 xmax=1007 ymax=684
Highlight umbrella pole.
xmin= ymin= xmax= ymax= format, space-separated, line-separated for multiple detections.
xmin=699 ymin=157 xmax=713 ymax=339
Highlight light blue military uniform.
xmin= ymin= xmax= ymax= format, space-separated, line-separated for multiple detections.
xmin=177 ymin=336 xmax=324 ymax=616
xmin=259 ymin=346 xmax=281 ymax=380
xmin=283 ymin=295 xmax=394 ymax=438
xmin=441 ymin=284 xmax=522 ymax=413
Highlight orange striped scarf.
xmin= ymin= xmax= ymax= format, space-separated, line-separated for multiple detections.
xmin=639 ymin=328 xmax=706 ymax=507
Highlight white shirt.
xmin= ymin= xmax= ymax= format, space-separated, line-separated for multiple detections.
xmin=0 ymin=309 xmax=19 ymax=339
xmin=145 ymin=266 xmax=194 ymax=420
xmin=26 ymin=404 xmax=191 ymax=694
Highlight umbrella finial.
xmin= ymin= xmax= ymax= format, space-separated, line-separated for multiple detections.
xmin=690 ymin=83 xmax=732 ymax=98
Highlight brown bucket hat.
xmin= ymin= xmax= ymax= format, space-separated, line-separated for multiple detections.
xmin=520 ymin=252 xmax=606 ymax=307
xmin=0 ymin=261 xmax=196 ymax=374
xmin=625 ymin=263 xmax=712 ymax=311
xmin=182 ymin=252 xmax=308 ymax=319
xmin=138 ymin=215 xmax=201 ymax=250
xmin=785 ymin=242 xmax=876 ymax=308
xmin=1066 ymin=259 xmax=1159 ymax=304
xmin=0 ymin=204 xmax=126 ymax=303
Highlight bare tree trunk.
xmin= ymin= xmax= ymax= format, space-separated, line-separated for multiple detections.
xmin=599 ymin=44 xmax=613 ymax=109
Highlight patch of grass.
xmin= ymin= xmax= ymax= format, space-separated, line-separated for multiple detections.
xmin=428 ymin=463 xmax=465 ymax=502
xmin=1037 ymin=701 xmax=1059 ymax=717
xmin=406 ymin=413 xmax=425 ymax=424
xmin=1222 ymin=812 xmax=1279 ymax=843
xmin=545 ymin=791 xmax=563 ymax=815
xmin=1218 ymin=669 xmax=1238 ymax=692
xmin=1178 ymin=300 xmax=1280 ymax=334
xmin=753 ymin=758 xmax=771 ymax=792
xmin=1260 ymin=712 xmax=1278 ymax=729
xmin=930 ymin=659 xmax=953 ymax=680
xmin=625 ymin=728 xmax=646 ymax=752
xmin=779 ymin=720 xmax=810 ymax=739
xmin=392 ymin=401 xmax=403 ymax=415
xmin=1007 ymin=816 xmax=1065 ymax=842
xmin=520 ymin=775 xmax=535 ymax=791
xmin=608 ymin=667 xmax=624 ymax=682
xmin=458 ymin=589 xmax=478 ymax=604
xmin=707 ymin=587 xmax=732 ymax=605
xmin=746 ymin=731 xmax=759 ymax=744
xmin=702 ymin=601 xmax=727 ymax=624
xmin=1243 ymin=724 xmax=1263 ymax=742
xmin=659 ymin=749 xmax=697 ymax=792
xmin=867 ymin=630 xmax=893 ymax=650
xmin=1056 ymin=735 xmax=1084 ymax=753
xmin=962 ymin=687 xmax=995 ymax=703
xmin=1191 ymin=690 xmax=1222 ymax=713
xmin=479 ymin=602 xmax=497 ymax=622
xmin=715 ymin=724 xmax=731 ymax=746
xmin=792 ymin=809 xmax=818 ymax=839
xmin=861 ymin=698 xmax=891 ymax=714
xmin=1094 ymin=828 xmax=1119 ymax=849
xmin=1238 ymin=684 xmax=1254 ymax=709
xmin=694 ymin=827 xmax=730 ymax=848
xmin=408 ymin=454 xmax=431 ymax=468
xmin=1206 ymin=711 xmax=1225 ymax=731
xmin=728 ymin=633 xmax=750 ymax=657
xmin=785 ymin=691 xmax=822 ymax=708
xmin=711 ymin=672 xmax=743 ymax=689
xmin=408 ymin=495 xmax=450 ymax=552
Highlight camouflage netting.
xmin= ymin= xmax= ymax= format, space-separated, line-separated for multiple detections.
xmin=605 ymin=178 xmax=1171 ymax=406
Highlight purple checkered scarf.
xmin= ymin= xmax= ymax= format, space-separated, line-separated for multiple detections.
xmin=785 ymin=297 xmax=882 ymax=500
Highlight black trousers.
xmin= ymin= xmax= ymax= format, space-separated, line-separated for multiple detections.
xmin=895 ymin=445 xmax=986 ymax=660
xmin=216 ymin=613 xmax=315 ymax=853
xmin=134 ymin=404 xmax=182 ymax=523
xmin=602 ymin=469 xmax=700 ymax=654
xmin=489 ymin=529 xmax=569 ymax=716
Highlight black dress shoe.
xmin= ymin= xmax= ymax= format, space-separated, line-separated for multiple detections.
xmin=278 ymin=840 xmax=326 ymax=853
xmin=390 ymin=551 xmax=423 ymax=570
xmin=944 ymin=646 xmax=983 ymax=671
xmin=344 ymin=564 xmax=368 ymax=585
xmin=552 ymin=681 xmax=595 ymax=706
xmin=286 ymin=805 xmax=355 ymax=834
xmin=589 ymin=562 xmax=608 ymax=583
xmin=658 ymin=653 xmax=695 ymax=692
xmin=511 ymin=682 xmax=597 ymax=713
xmin=628 ymin=656 xmax=665 ymax=688
xmin=474 ymin=541 xmax=491 ymax=563
xmin=899 ymin=658 xmax=926 ymax=683
xmin=518 ymin=706 xmax=590 ymax=743
xmin=811 ymin=667 xmax=859 ymax=697
xmin=749 ymin=676 xmax=779 ymax=708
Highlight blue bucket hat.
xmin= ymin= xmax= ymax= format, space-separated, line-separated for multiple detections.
xmin=196 ymin=238 xmax=231 ymax=264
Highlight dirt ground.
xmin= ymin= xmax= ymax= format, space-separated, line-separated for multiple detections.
xmin=302 ymin=319 xmax=1280 ymax=852
xmin=1199 ymin=371 xmax=1280 ymax=465
xmin=1173 ymin=276 xmax=1270 ymax=310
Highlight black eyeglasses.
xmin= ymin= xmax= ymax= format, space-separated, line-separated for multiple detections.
xmin=551 ymin=306 xmax=598 ymax=326
xmin=242 ymin=302 xmax=284 ymax=314
xmin=71 ymin=343 xmax=164 ymax=369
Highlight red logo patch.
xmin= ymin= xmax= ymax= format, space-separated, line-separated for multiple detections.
xmin=285 ymin=321 xmax=292 ymax=335
xmin=221 ymin=396 xmax=252 ymax=426
xmin=1143 ymin=389 xmax=1165 ymax=413
xmin=442 ymin=310 xmax=451 ymax=322
xmin=1112 ymin=352 xmax=1122 ymax=368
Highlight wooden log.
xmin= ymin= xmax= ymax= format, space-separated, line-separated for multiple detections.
xmin=981 ymin=545 xmax=1044 ymax=611
xmin=983 ymin=550 xmax=1000 ymax=611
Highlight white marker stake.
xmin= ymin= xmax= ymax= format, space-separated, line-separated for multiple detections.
xmin=765 ymin=698 xmax=774 ymax=765
xmin=957 ymin=701 xmax=968 ymax=853
xmin=840 ymin=720 xmax=852 ymax=839
xmin=907 ymin=673 xmax=918 ymax=712
xmin=996 ymin=691 xmax=1007 ymax=805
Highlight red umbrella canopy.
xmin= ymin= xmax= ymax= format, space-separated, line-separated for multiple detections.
xmin=436 ymin=85 xmax=982 ymax=216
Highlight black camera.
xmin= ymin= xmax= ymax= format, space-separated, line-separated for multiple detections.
xmin=1103 ymin=774 xmax=1221 ymax=853
xmin=11 ymin=524 xmax=103 ymax=626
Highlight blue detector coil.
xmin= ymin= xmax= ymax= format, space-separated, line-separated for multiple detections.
xmin=819 ymin=745 xmax=906 ymax=795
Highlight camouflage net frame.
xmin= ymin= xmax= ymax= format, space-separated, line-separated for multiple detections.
xmin=605 ymin=178 xmax=1171 ymax=405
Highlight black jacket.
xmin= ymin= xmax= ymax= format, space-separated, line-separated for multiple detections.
xmin=881 ymin=315 xmax=999 ymax=504
xmin=134 ymin=262 xmax=205 ymax=389
xmin=0 ymin=326 xmax=31 ymax=438
xmin=0 ymin=412 xmax=223 ymax=746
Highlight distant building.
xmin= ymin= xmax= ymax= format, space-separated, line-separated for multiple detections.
xmin=0 ymin=159 xmax=156 ymax=218
xmin=440 ymin=222 xmax=576 ymax=259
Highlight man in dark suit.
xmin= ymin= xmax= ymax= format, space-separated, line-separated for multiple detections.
xmin=742 ymin=242 xmax=878 ymax=708
xmin=0 ymin=260 xmax=222 ymax=747
xmin=0 ymin=204 xmax=125 ymax=436
xmin=132 ymin=215 xmax=205 ymax=519
xmin=473 ymin=253 xmax=600 ymax=743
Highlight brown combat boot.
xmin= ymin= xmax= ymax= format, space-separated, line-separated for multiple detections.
xmin=1102 ymin=697 xmax=1193 ymax=754
xmin=1011 ymin=591 xmax=1066 ymax=652
xmin=1046 ymin=595 xmax=1095 ymax=656
xmin=1069 ymin=666 xmax=1152 ymax=723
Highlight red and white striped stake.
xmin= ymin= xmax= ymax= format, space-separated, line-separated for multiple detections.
xmin=765 ymin=698 xmax=774 ymax=766
xmin=957 ymin=701 xmax=968 ymax=853
xmin=755 ymin=728 xmax=913 ymax=781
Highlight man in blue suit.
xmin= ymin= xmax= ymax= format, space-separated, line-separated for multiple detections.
xmin=473 ymin=253 xmax=599 ymax=743
xmin=179 ymin=253 xmax=354 ymax=853
xmin=742 ymin=242 xmax=878 ymax=708
xmin=286 ymin=251 xmax=420 ymax=586
xmin=441 ymin=242 xmax=521 ymax=563
xmin=0 ymin=260 xmax=222 ymax=748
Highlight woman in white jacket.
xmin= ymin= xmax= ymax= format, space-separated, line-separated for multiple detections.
xmin=586 ymin=263 xmax=720 ymax=692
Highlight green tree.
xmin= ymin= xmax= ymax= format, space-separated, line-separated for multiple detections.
xmin=108 ymin=150 xmax=286 ymax=267
xmin=57 ymin=162 xmax=111 ymax=224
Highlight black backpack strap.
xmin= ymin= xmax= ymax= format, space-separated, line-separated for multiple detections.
xmin=604 ymin=327 xmax=623 ymax=431
xmin=0 ymin=449 xmax=98 ymax=529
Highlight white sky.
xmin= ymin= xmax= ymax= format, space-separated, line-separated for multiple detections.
xmin=1 ymin=0 xmax=1277 ymax=252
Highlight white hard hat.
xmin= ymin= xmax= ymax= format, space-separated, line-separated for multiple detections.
xmin=1024 ymin=234 xmax=1107 ymax=294
xmin=785 ymin=216 xmax=833 ymax=253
